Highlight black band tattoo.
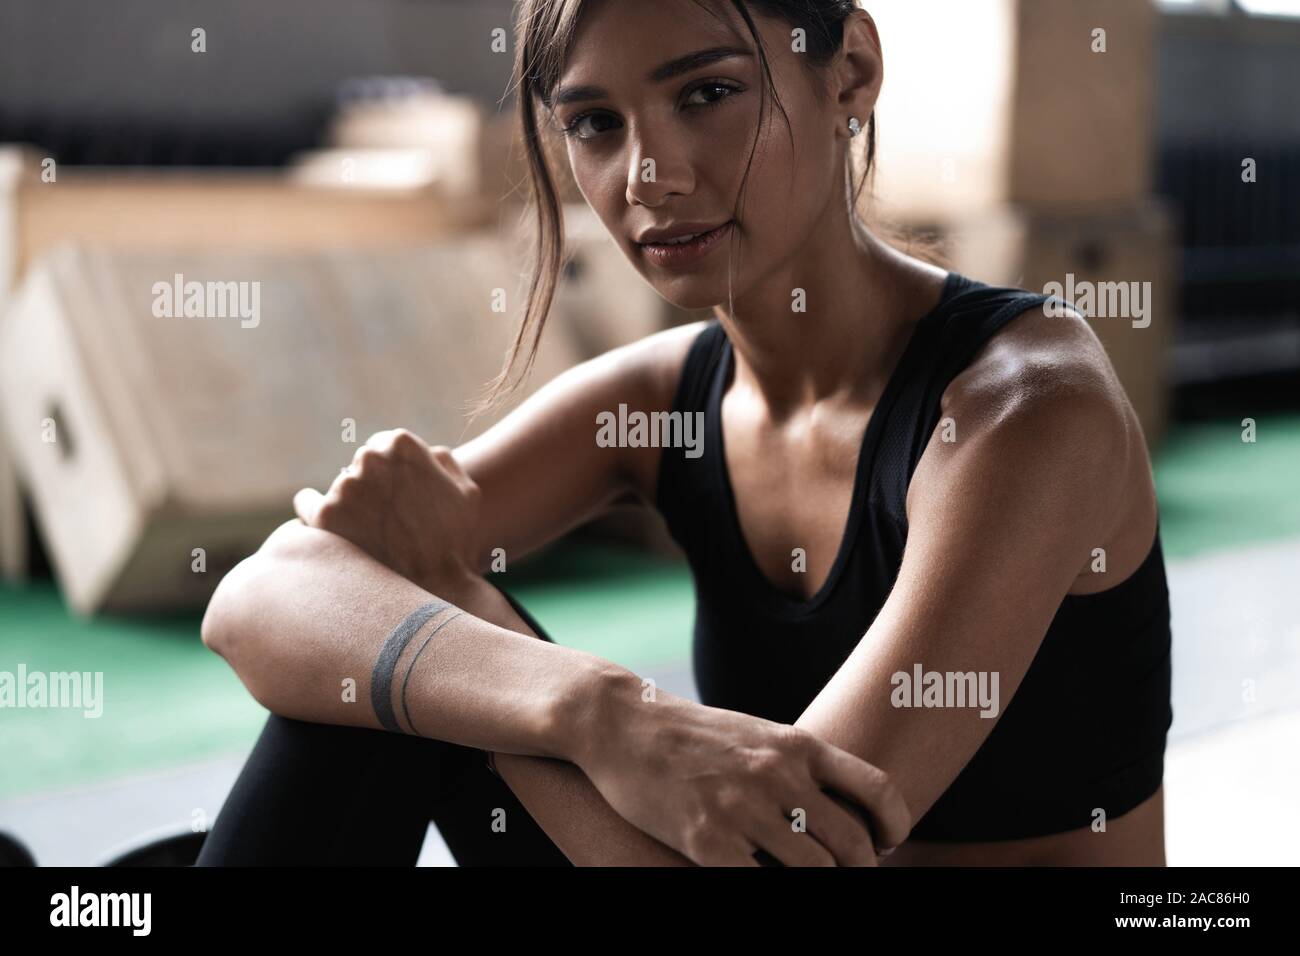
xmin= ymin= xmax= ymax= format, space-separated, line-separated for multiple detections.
xmin=371 ymin=600 xmax=449 ymax=733
xmin=399 ymin=610 xmax=464 ymax=736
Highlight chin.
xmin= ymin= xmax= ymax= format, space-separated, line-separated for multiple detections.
xmin=639 ymin=257 xmax=753 ymax=310
xmin=648 ymin=277 xmax=736 ymax=312
xmin=623 ymin=236 xmax=748 ymax=313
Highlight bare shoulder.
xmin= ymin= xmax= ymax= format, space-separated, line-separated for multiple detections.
xmin=514 ymin=317 xmax=710 ymax=420
xmin=911 ymin=304 xmax=1133 ymax=522
xmin=552 ymin=316 xmax=710 ymax=416
xmin=940 ymin=303 xmax=1130 ymax=446
xmin=911 ymin=302 xmax=1158 ymax=583
xmin=617 ymin=318 xmax=714 ymax=410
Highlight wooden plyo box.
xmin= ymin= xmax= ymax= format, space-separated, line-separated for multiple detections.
xmin=0 ymin=239 xmax=593 ymax=615
xmin=321 ymin=91 xmax=529 ymax=204
xmin=869 ymin=0 xmax=1159 ymax=222
xmin=944 ymin=200 xmax=1179 ymax=448
xmin=0 ymin=149 xmax=487 ymax=290
xmin=0 ymin=147 xmax=494 ymax=580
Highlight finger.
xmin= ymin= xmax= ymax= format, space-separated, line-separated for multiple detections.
xmin=366 ymin=428 xmax=428 ymax=462
xmin=812 ymin=745 xmax=912 ymax=851
xmin=293 ymin=487 xmax=326 ymax=526
xmin=683 ymin=834 xmax=763 ymax=867
xmin=718 ymin=842 xmax=764 ymax=867
xmin=367 ymin=429 xmax=456 ymax=487
xmin=346 ymin=447 xmax=389 ymax=482
xmin=747 ymin=807 xmax=837 ymax=867
xmin=748 ymin=822 xmax=837 ymax=868
xmin=804 ymin=790 xmax=879 ymax=866
xmin=363 ymin=429 xmax=403 ymax=455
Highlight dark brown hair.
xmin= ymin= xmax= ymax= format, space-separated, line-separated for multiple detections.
xmin=472 ymin=0 xmax=899 ymax=419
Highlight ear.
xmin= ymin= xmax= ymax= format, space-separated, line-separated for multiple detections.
xmin=833 ymin=10 xmax=884 ymax=138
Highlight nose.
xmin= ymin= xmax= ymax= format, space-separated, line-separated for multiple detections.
xmin=625 ymin=120 xmax=694 ymax=207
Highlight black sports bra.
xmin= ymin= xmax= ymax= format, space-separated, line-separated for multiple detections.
xmin=655 ymin=272 xmax=1173 ymax=841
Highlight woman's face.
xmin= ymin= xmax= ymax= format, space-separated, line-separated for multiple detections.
xmin=548 ymin=0 xmax=847 ymax=311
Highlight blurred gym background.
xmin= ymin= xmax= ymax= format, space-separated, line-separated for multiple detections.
xmin=0 ymin=0 xmax=1296 ymax=866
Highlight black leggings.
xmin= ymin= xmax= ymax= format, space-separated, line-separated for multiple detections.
xmin=195 ymin=585 xmax=572 ymax=866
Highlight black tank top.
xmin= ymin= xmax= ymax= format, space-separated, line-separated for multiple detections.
xmin=655 ymin=271 xmax=1174 ymax=842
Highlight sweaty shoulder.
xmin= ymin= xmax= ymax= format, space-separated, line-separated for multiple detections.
xmin=940 ymin=301 xmax=1130 ymax=445
xmin=908 ymin=300 xmax=1140 ymax=538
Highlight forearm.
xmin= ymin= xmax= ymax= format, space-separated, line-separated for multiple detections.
xmin=493 ymin=754 xmax=692 ymax=865
xmin=201 ymin=520 xmax=622 ymax=762
xmin=467 ymin=588 xmax=693 ymax=866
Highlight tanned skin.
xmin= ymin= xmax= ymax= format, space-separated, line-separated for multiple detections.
xmin=202 ymin=1 xmax=1165 ymax=865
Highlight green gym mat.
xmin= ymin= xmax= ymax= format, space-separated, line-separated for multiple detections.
xmin=1153 ymin=415 xmax=1300 ymax=559
xmin=0 ymin=543 xmax=695 ymax=800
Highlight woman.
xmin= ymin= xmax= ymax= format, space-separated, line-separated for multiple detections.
xmin=197 ymin=0 xmax=1171 ymax=867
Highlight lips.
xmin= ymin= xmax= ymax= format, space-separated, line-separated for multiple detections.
xmin=656 ymin=231 xmax=710 ymax=246
xmin=635 ymin=221 xmax=732 ymax=245
xmin=636 ymin=221 xmax=735 ymax=269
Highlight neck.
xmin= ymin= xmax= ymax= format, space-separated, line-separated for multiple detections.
xmin=711 ymin=205 xmax=940 ymax=419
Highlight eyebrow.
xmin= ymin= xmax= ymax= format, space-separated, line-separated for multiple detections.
xmin=549 ymin=45 xmax=753 ymax=109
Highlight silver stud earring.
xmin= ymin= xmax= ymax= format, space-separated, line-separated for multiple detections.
xmin=848 ymin=116 xmax=862 ymax=138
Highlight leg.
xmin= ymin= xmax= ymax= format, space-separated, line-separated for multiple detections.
xmin=195 ymin=712 xmax=474 ymax=866
xmin=196 ymin=581 xmax=571 ymax=866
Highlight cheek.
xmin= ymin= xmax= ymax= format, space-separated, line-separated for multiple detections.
xmin=568 ymin=150 xmax=627 ymax=223
xmin=728 ymin=114 xmax=832 ymax=250
xmin=566 ymin=149 xmax=601 ymax=204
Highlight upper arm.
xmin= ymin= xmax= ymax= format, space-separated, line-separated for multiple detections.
xmin=794 ymin=306 xmax=1132 ymax=829
xmin=453 ymin=320 xmax=708 ymax=572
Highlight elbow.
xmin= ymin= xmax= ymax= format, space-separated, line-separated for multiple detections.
xmin=200 ymin=517 xmax=307 ymax=659
xmin=199 ymin=597 xmax=224 ymax=657
xmin=200 ymin=556 xmax=245 ymax=660
xmin=200 ymin=571 xmax=237 ymax=658
xmin=199 ymin=551 xmax=283 ymax=713
xmin=200 ymin=553 xmax=259 ymax=661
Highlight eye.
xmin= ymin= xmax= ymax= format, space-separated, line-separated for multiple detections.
xmin=559 ymin=79 xmax=744 ymax=143
xmin=561 ymin=111 xmax=621 ymax=141
xmin=683 ymin=80 xmax=743 ymax=109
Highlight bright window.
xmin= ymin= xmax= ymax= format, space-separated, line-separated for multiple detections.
xmin=1235 ymin=0 xmax=1300 ymax=17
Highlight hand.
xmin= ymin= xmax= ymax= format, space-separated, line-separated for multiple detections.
xmin=293 ymin=429 xmax=482 ymax=592
xmin=574 ymin=688 xmax=911 ymax=866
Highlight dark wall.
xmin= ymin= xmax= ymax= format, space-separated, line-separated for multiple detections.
xmin=0 ymin=0 xmax=519 ymax=163
xmin=1156 ymin=9 xmax=1300 ymax=145
xmin=2 ymin=1 xmax=1298 ymax=157
xmin=0 ymin=0 xmax=519 ymax=118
